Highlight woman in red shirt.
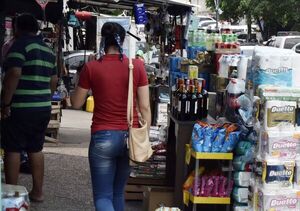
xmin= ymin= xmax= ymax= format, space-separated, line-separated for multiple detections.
xmin=71 ymin=22 xmax=151 ymax=211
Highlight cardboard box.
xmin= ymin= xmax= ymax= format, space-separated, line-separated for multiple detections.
xmin=143 ymin=186 xmax=174 ymax=211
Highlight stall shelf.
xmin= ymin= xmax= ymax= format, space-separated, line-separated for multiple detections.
xmin=184 ymin=145 xmax=233 ymax=211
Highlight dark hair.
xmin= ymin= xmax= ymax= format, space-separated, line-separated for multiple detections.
xmin=101 ymin=22 xmax=125 ymax=52
xmin=15 ymin=13 xmax=39 ymax=34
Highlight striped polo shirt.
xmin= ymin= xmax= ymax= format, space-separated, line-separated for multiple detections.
xmin=4 ymin=35 xmax=57 ymax=111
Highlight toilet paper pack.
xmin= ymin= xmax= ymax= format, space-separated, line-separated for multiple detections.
xmin=260 ymin=130 xmax=300 ymax=160
xmin=262 ymin=100 xmax=296 ymax=131
xmin=262 ymin=160 xmax=295 ymax=189
xmin=257 ymin=188 xmax=300 ymax=211
xmin=233 ymin=187 xmax=249 ymax=204
xmin=234 ymin=172 xmax=252 ymax=187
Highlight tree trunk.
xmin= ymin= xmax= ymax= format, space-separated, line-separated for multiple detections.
xmin=246 ymin=13 xmax=252 ymax=42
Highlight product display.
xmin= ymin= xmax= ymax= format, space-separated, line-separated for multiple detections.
xmin=191 ymin=122 xmax=240 ymax=153
xmin=130 ymin=126 xmax=168 ymax=179
xmin=171 ymin=78 xmax=209 ymax=121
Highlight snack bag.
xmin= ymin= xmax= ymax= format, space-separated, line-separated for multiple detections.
xmin=192 ymin=123 xmax=205 ymax=152
xmin=212 ymin=128 xmax=226 ymax=152
xmin=203 ymin=126 xmax=214 ymax=152
xmin=221 ymin=131 xmax=241 ymax=152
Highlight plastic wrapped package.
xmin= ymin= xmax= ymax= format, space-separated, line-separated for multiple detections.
xmin=234 ymin=172 xmax=252 ymax=187
xmin=257 ymin=187 xmax=300 ymax=211
xmin=2 ymin=184 xmax=30 ymax=211
xmin=233 ymin=187 xmax=249 ymax=204
xmin=295 ymin=159 xmax=300 ymax=189
xmin=262 ymin=160 xmax=295 ymax=189
xmin=260 ymin=130 xmax=300 ymax=160
xmin=262 ymin=100 xmax=296 ymax=131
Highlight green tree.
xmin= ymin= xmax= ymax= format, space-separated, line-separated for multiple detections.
xmin=206 ymin=0 xmax=300 ymax=40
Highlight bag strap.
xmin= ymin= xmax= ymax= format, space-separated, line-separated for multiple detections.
xmin=127 ymin=58 xmax=134 ymax=128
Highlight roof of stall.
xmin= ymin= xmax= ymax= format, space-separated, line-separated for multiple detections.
xmin=69 ymin=0 xmax=197 ymax=10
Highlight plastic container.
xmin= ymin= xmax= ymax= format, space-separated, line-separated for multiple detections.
xmin=86 ymin=96 xmax=94 ymax=112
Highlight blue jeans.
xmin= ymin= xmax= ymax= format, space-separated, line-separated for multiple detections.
xmin=89 ymin=130 xmax=130 ymax=211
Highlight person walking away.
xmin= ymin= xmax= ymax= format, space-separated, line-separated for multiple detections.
xmin=1 ymin=17 xmax=31 ymax=174
xmin=1 ymin=13 xmax=58 ymax=202
xmin=71 ymin=22 xmax=151 ymax=211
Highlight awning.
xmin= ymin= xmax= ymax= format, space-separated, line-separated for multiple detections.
xmin=69 ymin=0 xmax=195 ymax=10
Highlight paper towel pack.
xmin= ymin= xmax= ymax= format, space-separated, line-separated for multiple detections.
xmin=257 ymin=188 xmax=300 ymax=211
xmin=252 ymin=46 xmax=300 ymax=89
xmin=260 ymin=130 xmax=300 ymax=160
xmin=262 ymin=100 xmax=296 ymax=131
xmin=262 ymin=159 xmax=295 ymax=189
xmin=295 ymin=159 xmax=300 ymax=189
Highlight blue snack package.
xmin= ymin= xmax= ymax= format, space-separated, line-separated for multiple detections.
xmin=220 ymin=131 xmax=241 ymax=153
xmin=203 ymin=126 xmax=214 ymax=152
xmin=192 ymin=124 xmax=205 ymax=152
xmin=212 ymin=128 xmax=226 ymax=152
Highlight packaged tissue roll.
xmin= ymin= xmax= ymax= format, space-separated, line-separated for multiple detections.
xmin=234 ymin=172 xmax=252 ymax=187
xmin=262 ymin=160 xmax=295 ymax=188
xmin=260 ymin=131 xmax=300 ymax=160
xmin=263 ymin=100 xmax=296 ymax=131
xmin=257 ymin=188 xmax=300 ymax=211
xmin=233 ymin=187 xmax=249 ymax=204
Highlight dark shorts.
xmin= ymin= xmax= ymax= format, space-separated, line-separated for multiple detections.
xmin=1 ymin=110 xmax=51 ymax=153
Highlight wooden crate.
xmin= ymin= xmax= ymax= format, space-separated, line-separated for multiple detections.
xmin=125 ymin=185 xmax=144 ymax=201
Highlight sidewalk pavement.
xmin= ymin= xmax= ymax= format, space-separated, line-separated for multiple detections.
xmin=18 ymin=109 xmax=142 ymax=211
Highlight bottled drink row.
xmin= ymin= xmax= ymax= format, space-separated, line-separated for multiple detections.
xmin=171 ymin=78 xmax=209 ymax=121
xmin=188 ymin=30 xmax=240 ymax=51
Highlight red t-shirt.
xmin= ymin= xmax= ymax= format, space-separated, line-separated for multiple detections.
xmin=78 ymin=54 xmax=148 ymax=133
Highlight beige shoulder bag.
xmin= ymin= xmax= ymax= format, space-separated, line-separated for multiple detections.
xmin=127 ymin=58 xmax=153 ymax=163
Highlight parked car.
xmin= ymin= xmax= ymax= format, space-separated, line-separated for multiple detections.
xmin=198 ymin=15 xmax=215 ymax=22
xmin=198 ymin=20 xmax=218 ymax=30
xmin=265 ymin=36 xmax=300 ymax=49
xmin=292 ymin=43 xmax=300 ymax=54
xmin=64 ymin=50 xmax=94 ymax=89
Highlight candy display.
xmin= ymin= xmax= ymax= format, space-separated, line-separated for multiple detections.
xmin=191 ymin=122 xmax=240 ymax=153
xmin=184 ymin=170 xmax=233 ymax=198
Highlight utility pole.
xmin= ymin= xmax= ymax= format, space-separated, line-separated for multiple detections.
xmin=214 ymin=0 xmax=220 ymax=31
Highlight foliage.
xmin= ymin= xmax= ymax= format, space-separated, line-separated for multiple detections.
xmin=205 ymin=0 xmax=300 ymax=38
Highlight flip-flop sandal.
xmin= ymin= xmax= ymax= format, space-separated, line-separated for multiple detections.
xmin=29 ymin=195 xmax=44 ymax=203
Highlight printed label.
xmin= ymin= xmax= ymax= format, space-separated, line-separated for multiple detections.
xmin=271 ymin=106 xmax=295 ymax=113
xmin=272 ymin=141 xmax=297 ymax=150
xmin=270 ymin=198 xmax=298 ymax=208
xmin=265 ymin=67 xmax=290 ymax=74
xmin=207 ymin=98 xmax=210 ymax=110
xmin=186 ymin=101 xmax=190 ymax=113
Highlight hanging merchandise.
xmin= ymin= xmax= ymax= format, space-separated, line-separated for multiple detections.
xmin=68 ymin=12 xmax=80 ymax=28
xmin=35 ymin=0 xmax=49 ymax=22
xmin=134 ymin=3 xmax=148 ymax=25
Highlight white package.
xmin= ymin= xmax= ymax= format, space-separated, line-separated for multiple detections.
xmin=262 ymin=159 xmax=295 ymax=189
xmin=263 ymin=100 xmax=296 ymax=131
xmin=234 ymin=172 xmax=252 ymax=187
xmin=260 ymin=130 xmax=300 ymax=160
xmin=257 ymin=187 xmax=300 ymax=211
xmin=233 ymin=187 xmax=249 ymax=203
xmin=295 ymin=159 xmax=300 ymax=189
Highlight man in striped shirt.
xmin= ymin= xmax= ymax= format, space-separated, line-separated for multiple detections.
xmin=1 ymin=13 xmax=58 ymax=202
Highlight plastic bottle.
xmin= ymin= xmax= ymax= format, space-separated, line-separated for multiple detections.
xmin=86 ymin=96 xmax=94 ymax=112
